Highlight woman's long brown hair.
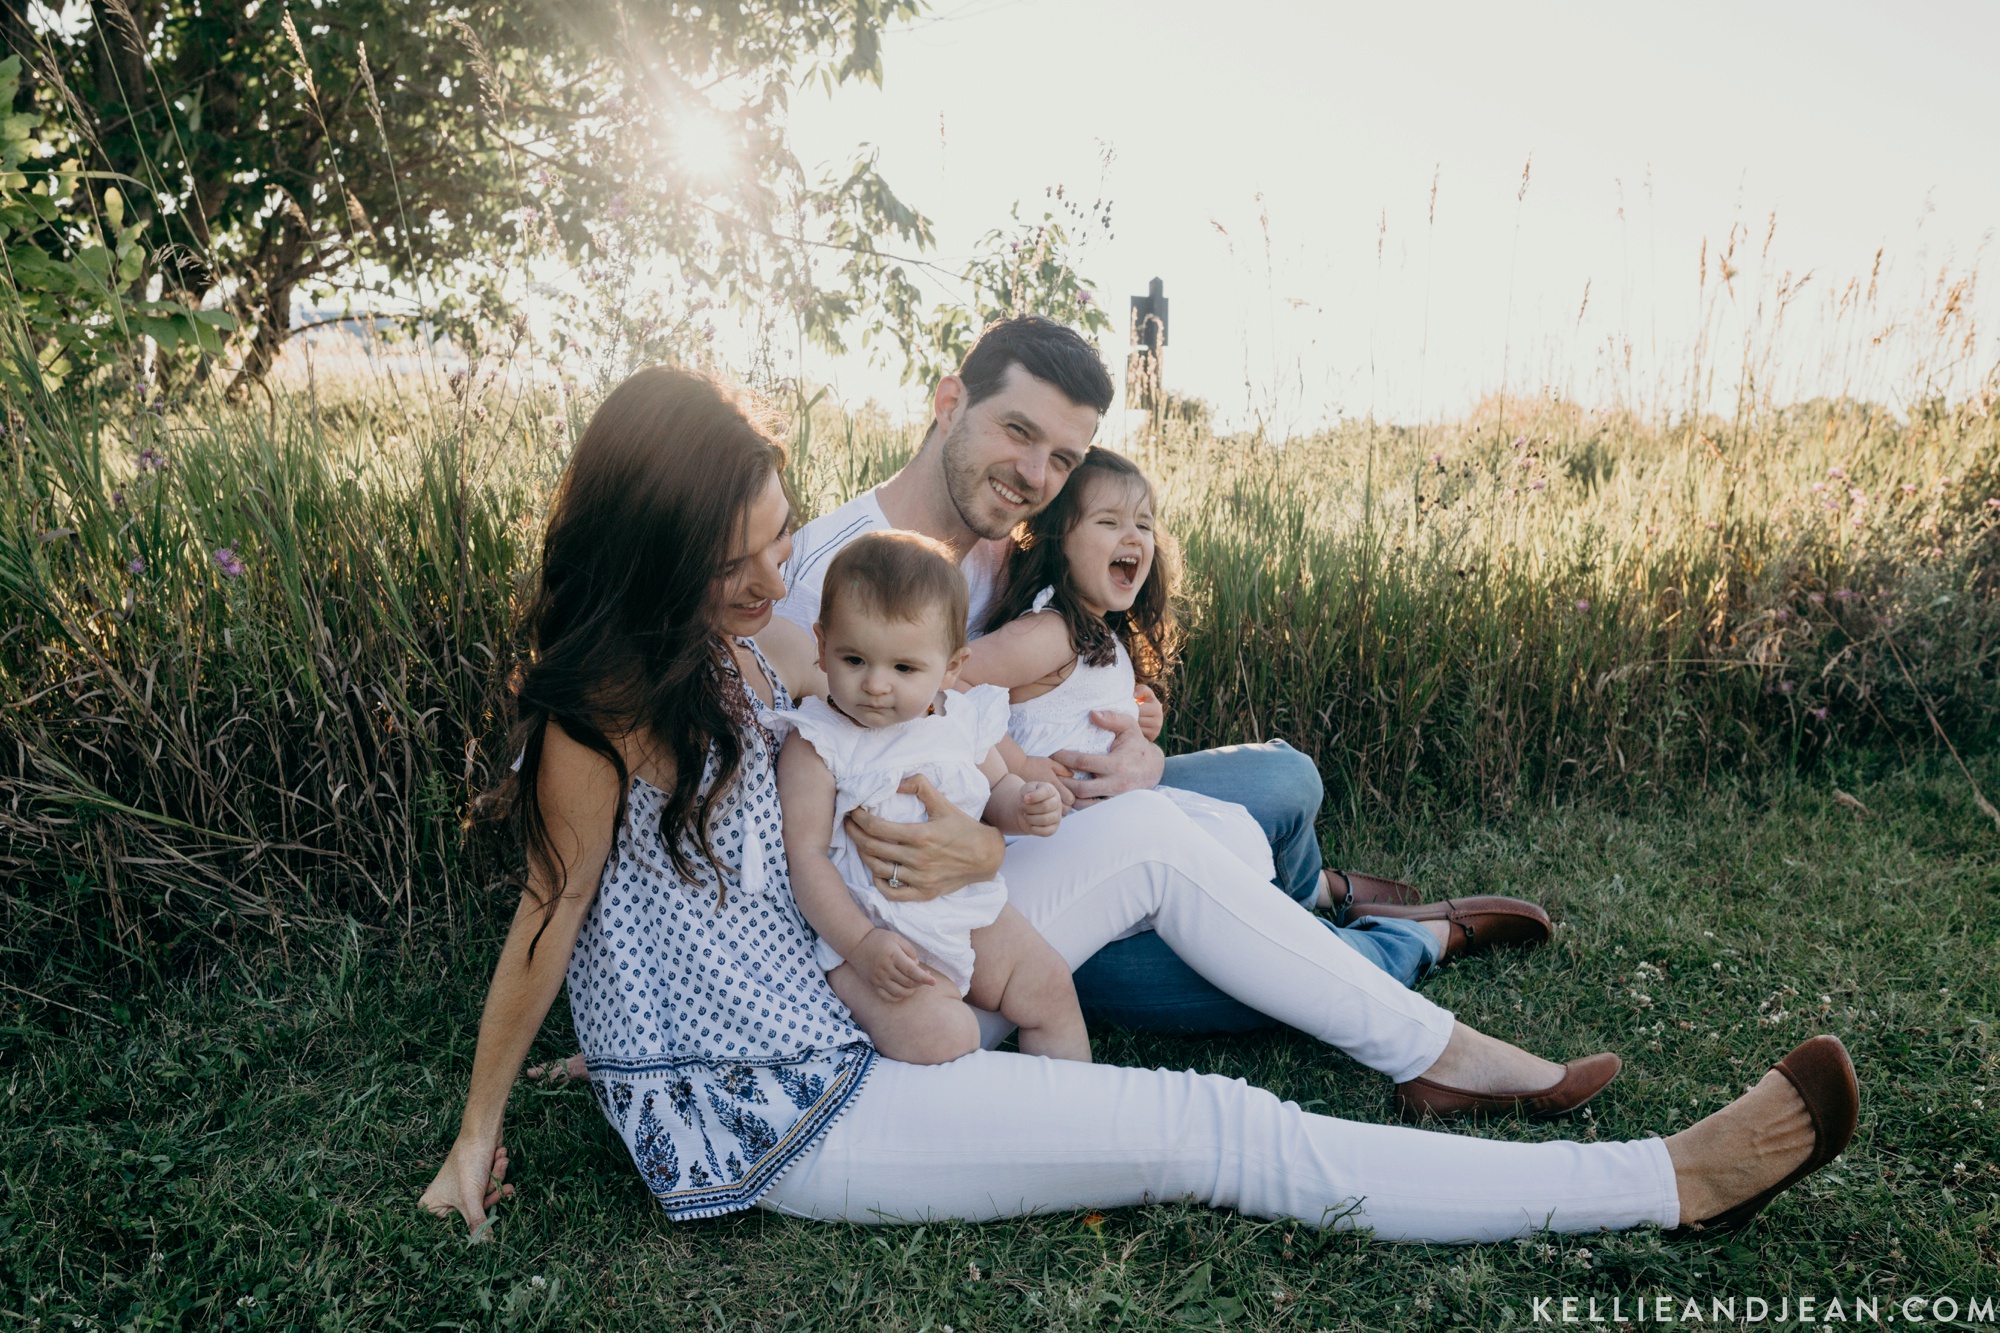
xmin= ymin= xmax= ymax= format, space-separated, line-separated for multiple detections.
xmin=980 ymin=447 xmax=1182 ymax=691
xmin=475 ymin=368 xmax=784 ymax=948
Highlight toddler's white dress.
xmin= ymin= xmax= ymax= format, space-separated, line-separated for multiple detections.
xmin=780 ymin=685 xmax=1014 ymax=995
xmin=1004 ymin=601 xmax=1277 ymax=884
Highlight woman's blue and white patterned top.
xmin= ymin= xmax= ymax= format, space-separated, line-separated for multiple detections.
xmin=565 ymin=638 xmax=874 ymax=1220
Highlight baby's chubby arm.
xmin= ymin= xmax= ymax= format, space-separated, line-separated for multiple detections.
xmin=977 ymin=746 xmax=1062 ymax=837
xmin=958 ymin=612 xmax=1082 ymax=804
xmin=776 ymin=732 xmax=935 ymax=1000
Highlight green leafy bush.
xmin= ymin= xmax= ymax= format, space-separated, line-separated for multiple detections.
xmin=0 ymin=56 xmax=230 ymax=386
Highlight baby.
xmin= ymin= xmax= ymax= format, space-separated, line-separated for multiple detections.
xmin=775 ymin=530 xmax=1091 ymax=1065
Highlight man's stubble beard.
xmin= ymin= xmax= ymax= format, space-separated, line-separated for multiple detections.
xmin=940 ymin=415 xmax=1040 ymax=542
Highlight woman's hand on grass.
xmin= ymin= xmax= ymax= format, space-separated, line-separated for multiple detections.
xmin=846 ymin=774 xmax=1006 ymax=901
xmin=850 ymin=928 xmax=937 ymax=1001
xmin=420 ymin=1135 xmax=514 ymax=1239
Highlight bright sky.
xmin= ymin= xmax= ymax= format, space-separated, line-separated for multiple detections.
xmin=784 ymin=0 xmax=1999 ymax=431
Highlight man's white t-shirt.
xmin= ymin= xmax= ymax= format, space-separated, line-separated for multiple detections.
xmin=778 ymin=488 xmax=1013 ymax=638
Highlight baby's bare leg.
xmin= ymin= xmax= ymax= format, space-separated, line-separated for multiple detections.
xmin=967 ymin=905 xmax=1092 ymax=1062
xmin=826 ymin=960 xmax=981 ymax=1065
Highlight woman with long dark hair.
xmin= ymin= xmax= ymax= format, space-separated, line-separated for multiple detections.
xmin=420 ymin=366 xmax=1856 ymax=1239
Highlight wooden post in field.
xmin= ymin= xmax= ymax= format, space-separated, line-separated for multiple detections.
xmin=1128 ymin=277 xmax=1168 ymax=440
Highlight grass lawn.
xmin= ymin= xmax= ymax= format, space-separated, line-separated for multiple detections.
xmin=5 ymin=762 xmax=1995 ymax=1331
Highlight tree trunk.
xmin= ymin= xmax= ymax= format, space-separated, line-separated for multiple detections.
xmin=225 ymin=216 xmax=311 ymax=400
xmin=227 ymin=273 xmax=294 ymax=400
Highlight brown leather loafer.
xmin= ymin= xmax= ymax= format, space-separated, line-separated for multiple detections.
xmin=1327 ymin=869 xmax=1424 ymax=915
xmin=1674 ymin=1035 xmax=1860 ymax=1234
xmin=1348 ymin=895 xmax=1551 ymax=963
xmin=1396 ymin=1052 xmax=1622 ymax=1122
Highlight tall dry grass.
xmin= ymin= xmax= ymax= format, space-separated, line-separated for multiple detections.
xmin=1145 ymin=392 xmax=2000 ymax=822
xmin=1 ymin=341 xmax=1996 ymax=985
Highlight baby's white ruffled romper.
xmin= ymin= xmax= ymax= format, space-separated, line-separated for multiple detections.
xmin=780 ymin=685 xmax=1014 ymax=995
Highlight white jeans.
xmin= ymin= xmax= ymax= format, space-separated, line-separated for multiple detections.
xmin=763 ymin=791 xmax=1674 ymax=1241
xmin=761 ymin=1051 xmax=1681 ymax=1241
xmin=984 ymin=789 xmax=1455 ymax=1083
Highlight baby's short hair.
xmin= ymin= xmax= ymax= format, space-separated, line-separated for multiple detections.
xmin=818 ymin=530 xmax=970 ymax=653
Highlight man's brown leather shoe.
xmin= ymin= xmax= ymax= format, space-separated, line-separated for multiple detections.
xmin=1672 ymin=1035 xmax=1860 ymax=1234
xmin=1348 ymin=895 xmax=1551 ymax=963
xmin=1326 ymin=869 xmax=1424 ymax=915
xmin=1396 ymin=1052 xmax=1622 ymax=1122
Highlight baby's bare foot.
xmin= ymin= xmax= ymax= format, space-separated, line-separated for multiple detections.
xmin=1664 ymin=1068 xmax=1816 ymax=1224
xmin=524 ymin=1053 xmax=589 ymax=1086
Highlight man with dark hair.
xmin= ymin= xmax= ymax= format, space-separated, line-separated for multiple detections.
xmin=780 ymin=316 xmax=1538 ymax=1032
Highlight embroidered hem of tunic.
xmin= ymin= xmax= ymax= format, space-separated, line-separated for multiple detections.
xmin=588 ymin=1042 xmax=876 ymax=1220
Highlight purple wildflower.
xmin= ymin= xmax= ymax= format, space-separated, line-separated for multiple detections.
xmin=1077 ymin=290 xmax=1094 ymax=305
xmin=1531 ymin=478 xmax=1548 ymax=491
xmin=1810 ymin=707 xmax=1829 ymax=721
xmin=1430 ymin=452 xmax=1445 ymax=467
xmin=1573 ymin=598 xmax=1591 ymax=613
xmin=214 ymin=546 xmax=247 ymax=579
xmin=111 ymin=489 xmax=126 ymax=508
xmin=1779 ymin=680 xmax=1796 ymax=695
xmin=1827 ymin=465 xmax=1847 ymax=480
xmin=136 ymin=446 xmax=168 ymax=473
xmin=1512 ymin=435 xmax=1527 ymax=449
xmin=128 ymin=556 xmax=146 ymax=574
xmin=1809 ymin=592 xmax=1825 ymax=605
xmin=1986 ymin=497 xmax=2000 ymax=510
xmin=1811 ymin=482 xmax=1827 ymax=493
xmin=1833 ymin=588 xmax=1857 ymax=602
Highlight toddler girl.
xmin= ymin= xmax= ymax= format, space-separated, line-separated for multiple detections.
xmin=776 ymin=530 xmax=1090 ymax=1065
xmin=962 ymin=448 xmax=1275 ymax=880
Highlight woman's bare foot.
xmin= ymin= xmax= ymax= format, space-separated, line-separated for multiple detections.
xmin=1664 ymin=1067 xmax=1817 ymax=1224
xmin=524 ymin=1053 xmax=589 ymax=1085
xmin=1415 ymin=1022 xmax=1567 ymax=1095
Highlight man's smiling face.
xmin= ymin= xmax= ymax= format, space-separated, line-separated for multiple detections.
xmin=937 ymin=362 xmax=1100 ymax=540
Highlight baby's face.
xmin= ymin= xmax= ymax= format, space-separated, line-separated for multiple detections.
xmin=816 ymin=603 xmax=967 ymax=728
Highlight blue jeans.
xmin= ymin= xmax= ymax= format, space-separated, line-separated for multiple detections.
xmin=1068 ymin=740 xmax=1439 ymax=1033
